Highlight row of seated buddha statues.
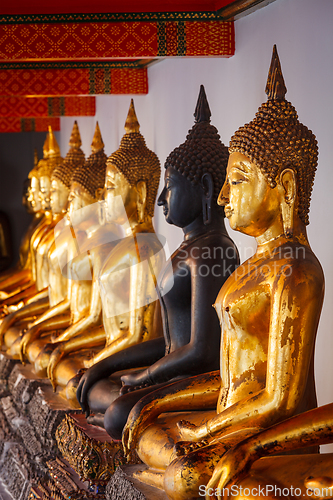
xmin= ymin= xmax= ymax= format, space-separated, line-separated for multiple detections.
xmin=0 ymin=89 xmax=239 ymax=413
xmin=0 ymin=129 xmax=63 ymax=316
xmin=0 ymin=123 xmax=85 ymax=351
xmin=0 ymin=44 xmax=331 ymax=500
xmin=79 ymin=46 xmax=329 ymax=499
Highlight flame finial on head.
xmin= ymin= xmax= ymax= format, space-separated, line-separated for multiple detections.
xmin=34 ymin=148 xmax=39 ymax=168
xmin=48 ymin=125 xmax=61 ymax=158
xmin=91 ymin=122 xmax=104 ymax=153
xmin=194 ymin=85 xmax=211 ymax=123
xmin=230 ymin=45 xmax=318 ymax=226
xmin=265 ymin=45 xmax=287 ymax=101
xmin=42 ymin=133 xmax=49 ymax=159
xmin=72 ymin=122 xmax=107 ymax=200
xmin=69 ymin=120 xmax=82 ymax=150
xmin=165 ymin=84 xmax=228 ymax=210
xmin=52 ymin=121 xmax=85 ymax=189
xmin=124 ymin=99 xmax=140 ymax=134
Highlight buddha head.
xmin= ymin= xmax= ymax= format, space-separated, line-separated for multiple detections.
xmin=105 ymin=100 xmax=161 ymax=227
xmin=36 ymin=126 xmax=63 ymax=212
xmin=220 ymin=46 xmax=318 ymax=239
xmin=27 ymin=145 xmax=44 ymax=213
xmin=51 ymin=121 xmax=85 ymax=216
xmin=22 ymin=179 xmax=34 ymax=214
xmin=68 ymin=122 xmax=107 ymax=228
xmin=158 ymin=85 xmax=229 ymax=229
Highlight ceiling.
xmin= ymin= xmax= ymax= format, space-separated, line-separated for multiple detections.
xmin=0 ymin=1 xmax=235 ymax=15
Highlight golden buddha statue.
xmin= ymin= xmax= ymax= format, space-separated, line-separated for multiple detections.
xmin=0 ymin=150 xmax=40 ymax=291
xmin=34 ymin=126 xmax=65 ymax=292
xmin=0 ymin=133 xmax=60 ymax=345
xmin=120 ymin=46 xmax=324 ymax=500
xmin=4 ymin=122 xmax=86 ymax=360
xmin=17 ymin=122 xmax=109 ymax=368
xmin=41 ymin=100 xmax=164 ymax=397
xmin=47 ymin=121 xmax=85 ymax=308
xmin=205 ymin=402 xmax=333 ymax=500
xmin=0 ymin=127 xmax=64 ymax=349
xmin=0 ymin=150 xmax=44 ymax=298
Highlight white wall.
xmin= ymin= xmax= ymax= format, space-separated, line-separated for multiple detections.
xmin=60 ymin=0 xmax=333 ymax=442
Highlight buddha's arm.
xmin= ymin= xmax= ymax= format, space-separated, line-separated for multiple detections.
xmin=122 ymin=371 xmax=221 ymax=456
xmin=47 ymin=326 xmax=106 ymax=390
xmin=121 ymin=255 xmax=223 ymax=388
xmin=87 ymin=327 xmax=143 ymax=366
xmin=126 ymin=245 xmax=165 ymax=344
xmin=179 ymin=259 xmax=325 ymax=443
xmin=30 ymin=241 xmax=76 ymax=328
xmin=76 ymin=336 xmax=166 ymax=415
xmin=1 ymin=282 xmax=46 ymax=307
xmin=0 ymin=283 xmax=36 ymax=305
xmin=0 ymin=269 xmax=32 ymax=292
xmin=90 ymin=253 xmax=162 ymax=366
xmin=0 ymin=280 xmax=33 ymax=300
xmin=0 ymin=296 xmax=49 ymax=346
xmin=25 ymin=287 xmax=49 ymax=304
xmin=206 ymin=402 xmax=333 ymax=499
xmin=2 ymin=286 xmax=48 ymax=312
xmin=28 ymin=297 xmax=71 ymax=328
xmin=53 ymin=252 xmax=103 ymax=343
xmin=20 ymin=314 xmax=71 ymax=363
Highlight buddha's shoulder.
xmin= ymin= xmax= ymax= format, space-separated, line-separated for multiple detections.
xmin=270 ymin=242 xmax=322 ymax=268
xmin=102 ymin=232 xmax=164 ymax=266
xmin=190 ymin=230 xmax=238 ymax=252
xmin=267 ymin=243 xmax=324 ymax=289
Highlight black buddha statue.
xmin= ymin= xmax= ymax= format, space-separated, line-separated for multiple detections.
xmin=76 ymin=85 xmax=240 ymax=440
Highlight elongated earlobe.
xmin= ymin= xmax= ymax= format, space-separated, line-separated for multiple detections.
xmin=201 ymin=173 xmax=213 ymax=225
xmin=136 ymin=180 xmax=147 ymax=224
xmin=280 ymin=168 xmax=296 ymax=238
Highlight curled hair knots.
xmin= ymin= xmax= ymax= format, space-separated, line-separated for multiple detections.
xmin=72 ymin=150 xmax=108 ymax=200
xmin=107 ymin=131 xmax=161 ymax=218
xmin=165 ymin=121 xmax=229 ymax=210
xmin=230 ymin=99 xmax=318 ymax=225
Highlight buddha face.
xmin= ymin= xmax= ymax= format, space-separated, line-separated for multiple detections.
xmin=22 ymin=181 xmax=34 ymax=214
xmin=68 ymin=182 xmax=95 ymax=226
xmin=104 ymin=163 xmax=137 ymax=225
xmin=27 ymin=176 xmax=42 ymax=212
xmin=158 ymin=167 xmax=202 ymax=228
xmin=50 ymin=178 xmax=69 ymax=216
xmin=38 ymin=175 xmax=52 ymax=211
xmin=219 ymin=152 xmax=280 ymax=237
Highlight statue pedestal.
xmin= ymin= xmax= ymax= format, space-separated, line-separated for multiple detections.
xmin=106 ymin=466 xmax=169 ymax=500
xmin=0 ymin=354 xmax=81 ymax=500
xmin=55 ymin=413 xmax=127 ymax=483
xmin=0 ymin=353 xmax=145 ymax=500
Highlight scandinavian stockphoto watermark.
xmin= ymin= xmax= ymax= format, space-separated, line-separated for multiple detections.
xmin=174 ymin=244 xmax=306 ymax=279
xmin=53 ymin=197 xmax=308 ymax=317
xmin=199 ymin=484 xmax=333 ymax=498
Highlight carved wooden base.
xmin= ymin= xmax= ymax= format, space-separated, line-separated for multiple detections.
xmin=0 ymin=355 xmax=78 ymax=500
xmin=55 ymin=413 xmax=128 ymax=483
xmin=28 ymin=457 xmax=105 ymax=500
xmin=106 ymin=466 xmax=169 ymax=500
xmin=0 ymin=353 xmax=144 ymax=500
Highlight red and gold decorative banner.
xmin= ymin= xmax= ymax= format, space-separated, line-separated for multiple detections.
xmin=0 ymin=117 xmax=60 ymax=132
xmin=0 ymin=67 xmax=148 ymax=96
xmin=0 ymin=20 xmax=234 ymax=61
xmin=0 ymin=96 xmax=96 ymax=117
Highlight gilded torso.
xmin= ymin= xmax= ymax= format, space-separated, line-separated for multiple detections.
xmin=214 ymin=241 xmax=322 ymax=415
